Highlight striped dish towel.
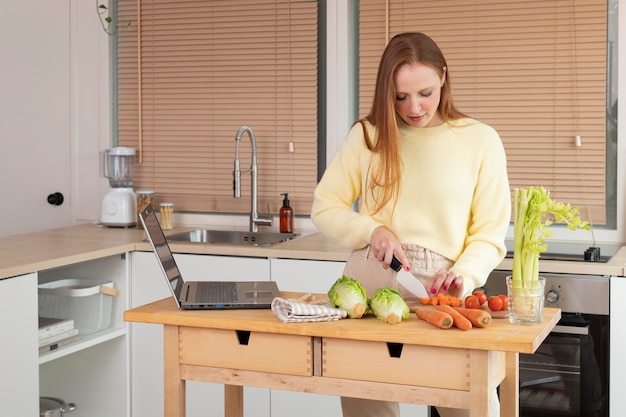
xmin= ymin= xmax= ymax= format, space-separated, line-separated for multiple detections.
xmin=271 ymin=297 xmax=347 ymax=322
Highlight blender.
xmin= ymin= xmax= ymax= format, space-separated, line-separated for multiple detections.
xmin=100 ymin=147 xmax=137 ymax=227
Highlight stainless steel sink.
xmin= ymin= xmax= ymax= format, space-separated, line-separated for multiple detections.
xmin=166 ymin=229 xmax=300 ymax=247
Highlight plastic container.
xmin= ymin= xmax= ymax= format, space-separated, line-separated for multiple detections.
xmin=38 ymin=279 xmax=116 ymax=335
xmin=279 ymin=193 xmax=293 ymax=233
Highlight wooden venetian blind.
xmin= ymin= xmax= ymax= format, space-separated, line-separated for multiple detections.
xmin=360 ymin=0 xmax=608 ymax=225
xmin=117 ymin=0 xmax=318 ymax=216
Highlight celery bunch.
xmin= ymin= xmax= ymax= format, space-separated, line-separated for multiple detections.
xmin=512 ymin=186 xmax=590 ymax=286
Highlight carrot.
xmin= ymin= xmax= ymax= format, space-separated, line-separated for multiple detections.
xmin=450 ymin=297 xmax=463 ymax=307
xmin=419 ymin=297 xmax=432 ymax=305
xmin=415 ymin=308 xmax=453 ymax=329
xmin=421 ymin=294 xmax=463 ymax=307
xmin=453 ymin=307 xmax=492 ymax=328
xmin=437 ymin=305 xmax=472 ymax=331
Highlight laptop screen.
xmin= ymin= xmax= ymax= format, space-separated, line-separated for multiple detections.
xmin=140 ymin=204 xmax=185 ymax=305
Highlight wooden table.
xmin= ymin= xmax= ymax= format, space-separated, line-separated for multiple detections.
xmin=124 ymin=294 xmax=560 ymax=417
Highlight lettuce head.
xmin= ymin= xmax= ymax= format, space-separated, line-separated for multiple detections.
xmin=369 ymin=287 xmax=410 ymax=324
xmin=327 ymin=275 xmax=369 ymax=318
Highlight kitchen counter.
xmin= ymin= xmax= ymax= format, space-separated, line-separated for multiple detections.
xmin=1 ymin=223 xmax=625 ymax=280
xmin=0 ymin=223 xmax=350 ymax=280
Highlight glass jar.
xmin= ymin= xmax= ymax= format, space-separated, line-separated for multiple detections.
xmin=136 ymin=190 xmax=154 ymax=229
xmin=160 ymin=202 xmax=174 ymax=230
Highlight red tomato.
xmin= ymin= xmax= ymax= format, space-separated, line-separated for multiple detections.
xmin=488 ymin=296 xmax=504 ymax=312
xmin=473 ymin=291 xmax=487 ymax=306
xmin=499 ymin=294 xmax=509 ymax=309
xmin=465 ymin=295 xmax=481 ymax=309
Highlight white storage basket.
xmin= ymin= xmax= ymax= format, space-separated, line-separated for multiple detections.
xmin=38 ymin=279 xmax=116 ymax=335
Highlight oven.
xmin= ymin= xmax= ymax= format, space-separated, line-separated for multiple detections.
xmin=483 ymin=270 xmax=609 ymax=417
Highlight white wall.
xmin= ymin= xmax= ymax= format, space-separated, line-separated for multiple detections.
xmin=72 ymin=0 xmax=115 ymax=225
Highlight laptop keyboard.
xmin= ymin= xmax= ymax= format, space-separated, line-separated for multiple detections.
xmin=197 ymin=281 xmax=238 ymax=303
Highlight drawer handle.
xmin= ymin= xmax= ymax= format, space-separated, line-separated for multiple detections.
xmin=387 ymin=342 xmax=404 ymax=358
xmin=236 ymin=330 xmax=251 ymax=345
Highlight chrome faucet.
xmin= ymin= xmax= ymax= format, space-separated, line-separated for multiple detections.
xmin=233 ymin=125 xmax=273 ymax=232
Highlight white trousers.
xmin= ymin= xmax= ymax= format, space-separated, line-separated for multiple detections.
xmin=340 ymin=245 xmax=501 ymax=417
xmin=340 ymin=396 xmax=501 ymax=417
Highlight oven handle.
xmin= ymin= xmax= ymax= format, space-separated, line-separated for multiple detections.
xmin=552 ymin=324 xmax=589 ymax=335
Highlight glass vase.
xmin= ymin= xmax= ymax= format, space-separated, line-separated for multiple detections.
xmin=506 ymin=276 xmax=546 ymax=325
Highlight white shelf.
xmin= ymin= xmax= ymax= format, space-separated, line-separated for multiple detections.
xmin=39 ymin=326 xmax=127 ymax=364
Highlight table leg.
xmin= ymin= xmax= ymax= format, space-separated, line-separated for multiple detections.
xmin=500 ymin=352 xmax=519 ymax=417
xmin=225 ymin=385 xmax=243 ymax=417
xmin=469 ymin=350 xmax=490 ymax=417
xmin=164 ymin=325 xmax=186 ymax=417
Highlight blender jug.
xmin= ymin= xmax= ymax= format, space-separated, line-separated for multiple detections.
xmin=100 ymin=147 xmax=136 ymax=187
xmin=100 ymin=147 xmax=137 ymax=227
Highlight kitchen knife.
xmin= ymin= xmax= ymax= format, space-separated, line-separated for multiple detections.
xmin=391 ymin=255 xmax=429 ymax=298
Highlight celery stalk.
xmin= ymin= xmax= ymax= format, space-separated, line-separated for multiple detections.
xmin=511 ymin=186 xmax=590 ymax=288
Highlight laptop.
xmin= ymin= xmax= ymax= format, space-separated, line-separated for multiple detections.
xmin=139 ymin=204 xmax=281 ymax=309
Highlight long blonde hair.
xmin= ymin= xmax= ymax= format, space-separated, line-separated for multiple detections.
xmin=362 ymin=32 xmax=468 ymax=214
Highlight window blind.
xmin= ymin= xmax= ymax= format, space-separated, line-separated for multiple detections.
xmin=117 ymin=0 xmax=319 ymax=216
xmin=360 ymin=0 xmax=608 ymax=225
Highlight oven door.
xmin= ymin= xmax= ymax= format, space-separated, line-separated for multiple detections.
xmin=519 ymin=313 xmax=608 ymax=417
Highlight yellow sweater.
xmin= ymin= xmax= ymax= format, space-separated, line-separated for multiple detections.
xmin=311 ymin=119 xmax=511 ymax=291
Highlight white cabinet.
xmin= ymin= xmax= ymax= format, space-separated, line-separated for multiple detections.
xmin=270 ymin=258 xmax=346 ymax=294
xmin=0 ymin=273 xmax=39 ymax=416
xmin=0 ymin=256 xmax=130 ymax=417
xmin=38 ymin=254 xmax=130 ymax=417
xmin=129 ymin=251 xmax=271 ymax=417
xmin=610 ymin=276 xmax=626 ymax=417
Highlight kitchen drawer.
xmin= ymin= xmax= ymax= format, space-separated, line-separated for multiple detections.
xmin=179 ymin=327 xmax=313 ymax=376
xmin=322 ymin=338 xmax=473 ymax=390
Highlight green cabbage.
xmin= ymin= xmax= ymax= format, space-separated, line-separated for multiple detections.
xmin=327 ymin=275 xmax=369 ymax=318
xmin=369 ymin=287 xmax=410 ymax=324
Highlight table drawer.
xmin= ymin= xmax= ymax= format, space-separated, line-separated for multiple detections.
xmin=323 ymin=338 xmax=471 ymax=390
xmin=179 ymin=327 xmax=313 ymax=376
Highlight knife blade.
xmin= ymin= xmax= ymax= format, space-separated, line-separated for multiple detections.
xmin=391 ymin=255 xmax=429 ymax=298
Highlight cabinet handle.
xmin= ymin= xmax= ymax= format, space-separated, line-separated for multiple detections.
xmin=99 ymin=286 xmax=118 ymax=297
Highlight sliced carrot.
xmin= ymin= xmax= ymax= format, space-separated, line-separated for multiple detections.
xmin=430 ymin=297 xmax=439 ymax=306
xmin=415 ymin=308 xmax=453 ymax=329
xmin=453 ymin=307 xmax=492 ymax=328
xmin=437 ymin=305 xmax=472 ymax=331
xmin=419 ymin=297 xmax=432 ymax=305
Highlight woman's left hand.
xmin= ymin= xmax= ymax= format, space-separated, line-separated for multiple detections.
xmin=427 ymin=270 xmax=464 ymax=298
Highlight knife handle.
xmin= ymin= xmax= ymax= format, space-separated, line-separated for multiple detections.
xmin=390 ymin=255 xmax=403 ymax=272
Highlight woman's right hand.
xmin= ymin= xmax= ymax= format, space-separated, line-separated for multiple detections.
xmin=370 ymin=226 xmax=410 ymax=271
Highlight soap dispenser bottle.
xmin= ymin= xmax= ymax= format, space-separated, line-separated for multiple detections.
xmin=279 ymin=193 xmax=294 ymax=233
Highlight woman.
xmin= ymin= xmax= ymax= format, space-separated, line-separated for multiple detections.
xmin=311 ymin=32 xmax=510 ymax=417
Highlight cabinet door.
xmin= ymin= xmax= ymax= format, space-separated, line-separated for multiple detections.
xmin=130 ymin=252 xmax=270 ymax=417
xmin=270 ymin=258 xmax=346 ymax=294
xmin=610 ymin=276 xmax=626 ymax=417
xmin=0 ymin=273 xmax=39 ymax=416
xmin=1 ymin=0 xmax=72 ymax=237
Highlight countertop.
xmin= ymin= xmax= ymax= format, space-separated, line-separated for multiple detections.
xmin=125 ymin=294 xmax=561 ymax=353
xmin=2 ymin=223 xmax=626 ymax=280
